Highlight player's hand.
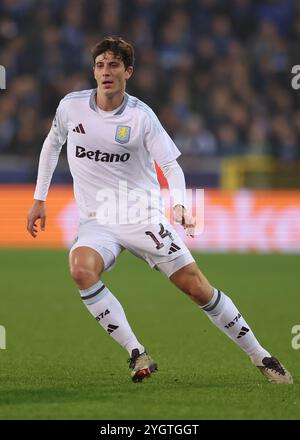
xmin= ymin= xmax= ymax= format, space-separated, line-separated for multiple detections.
xmin=173 ymin=204 xmax=196 ymax=237
xmin=27 ymin=200 xmax=46 ymax=238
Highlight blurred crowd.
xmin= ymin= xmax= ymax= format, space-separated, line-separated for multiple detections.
xmin=1 ymin=0 xmax=300 ymax=163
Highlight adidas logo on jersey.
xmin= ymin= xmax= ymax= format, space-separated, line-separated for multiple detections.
xmin=73 ymin=123 xmax=85 ymax=134
xmin=76 ymin=145 xmax=130 ymax=163
xmin=168 ymin=242 xmax=181 ymax=255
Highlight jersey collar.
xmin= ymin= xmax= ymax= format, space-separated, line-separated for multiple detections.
xmin=89 ymin=89 xmax=129 ymax=115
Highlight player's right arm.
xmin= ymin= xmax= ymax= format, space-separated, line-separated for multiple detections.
xmin=27 ymin=100 xmax=68 ymax=238
xmin=27 ymin=199 xmax=46 ymax=238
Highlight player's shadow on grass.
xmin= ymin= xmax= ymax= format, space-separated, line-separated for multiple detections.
xmin=0 ymin=376 xmax=262 ymax=408
xmin=0 ymin=385 xmax=128 ymax=406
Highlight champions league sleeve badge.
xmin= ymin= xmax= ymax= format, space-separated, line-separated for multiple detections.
xmin=115 ymin=125 xmax=131 ymax=144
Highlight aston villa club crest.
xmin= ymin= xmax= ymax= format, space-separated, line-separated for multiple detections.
xmin=115 ymin=125 xmax=131 ymax=144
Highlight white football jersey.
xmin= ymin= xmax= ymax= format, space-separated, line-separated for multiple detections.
xmin=34 ymin=89 xmax=181 ymax=221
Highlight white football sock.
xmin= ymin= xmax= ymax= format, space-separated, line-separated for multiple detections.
xmin=201 ymin=288 xmax=270 ymax=365
xmin=79 ymin=281 xmax=145 ymax=356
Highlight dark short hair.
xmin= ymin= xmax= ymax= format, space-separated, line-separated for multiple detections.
xmin=92 ymin=36 xmax=134 ymax=69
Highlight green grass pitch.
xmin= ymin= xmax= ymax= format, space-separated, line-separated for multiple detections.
xmin=0 ymin=249 xmax=299 ymax=420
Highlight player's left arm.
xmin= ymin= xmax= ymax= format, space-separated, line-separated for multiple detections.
xmin=142 ymin=108 xmax=195 ymax=236
xmin=160 ymin=160 xmax=196 ymax=237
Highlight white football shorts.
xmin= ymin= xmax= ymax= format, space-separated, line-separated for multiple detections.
xmin=69 ymin=219 xmax=195 ymax=278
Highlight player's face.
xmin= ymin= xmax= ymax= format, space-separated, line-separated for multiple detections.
xmin=94 ymin=51 xmax=133 ymax=98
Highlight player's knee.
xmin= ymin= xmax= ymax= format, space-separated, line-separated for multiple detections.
xmin=70 ymin=264 xmax=97 ymax=286
xmin=69 ymin=247 xmax=104 ymax=288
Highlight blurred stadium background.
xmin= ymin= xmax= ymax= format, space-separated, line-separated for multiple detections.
xmin=1 ymin=0 xmax=300 ymax=421
xmin=1 ymin=0 xmax=300 ymax=251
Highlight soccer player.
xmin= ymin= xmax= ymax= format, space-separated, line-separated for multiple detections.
xmin=27 ymin=36 xmax=292 ymax=384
